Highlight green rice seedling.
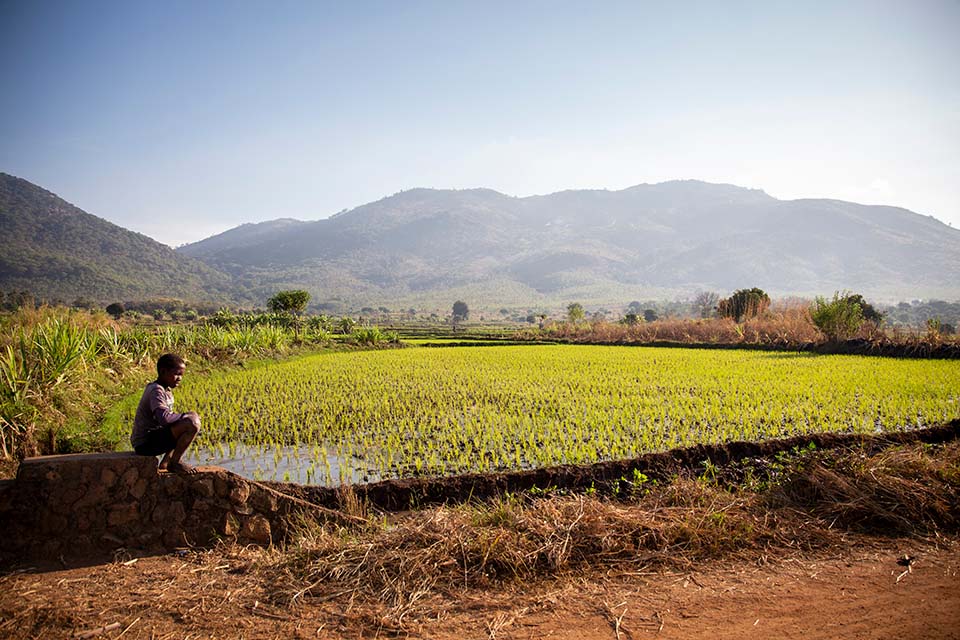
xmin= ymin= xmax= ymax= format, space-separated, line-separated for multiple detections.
xmin=161 ymin=345 xmax=960 ymax=485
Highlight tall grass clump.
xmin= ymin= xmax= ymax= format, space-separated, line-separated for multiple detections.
xmin=0 ymin=305 xmax=362 ymax=461
xmin=0 ymin=309 xmax=110 ymax=456
xmin=351 ymin=326 xmax=399 ymax=345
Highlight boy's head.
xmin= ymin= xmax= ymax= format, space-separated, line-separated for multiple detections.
xmin=157 ymin=353 xmax=186 ymax=389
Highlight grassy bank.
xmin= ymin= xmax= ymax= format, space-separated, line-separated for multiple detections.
xmin=0 ymin=306 xmax=395 ymax=460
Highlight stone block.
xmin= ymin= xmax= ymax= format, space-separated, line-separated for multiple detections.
xmin=60 ymin=487 xmax=84 ymax=508
xmin=240 ymin=515 xmax=272 ymax=545
xmin=137 ymin=531 xmax=160 ymax=547
xmin=167 ymin=501 xmax=186 ymax=525
xmin=100 ymin=467 xmax=117 ymax=488
xmin=192 ymin=478 xmax=215 ymax=499
xmin=76 ymin=510 xmax=93 ymax=532
xmin=162 ymin=528 xmax=185 ymax=548
xmin=129 ymin=478 xmax=149 ymax=500
xmin=72 ymin=483 xmax=108 ymax=510
xmin=233 ymin=502 xmax=254 ymax=516
xmin=40 ymin=540 xmax=61 ymax=558
xmin=120 ymin=466 xmax=139 ymax=490
xmin=81 ymin=509 xmax=106 ymax=533
xmin=107 ymin=502 xmax=140 ymax=526
xmin=101 ymin=533 xmax=124 ymax=547
xmin=151 ymin=502 xmax=168 ymax=527
xmin=73 ymin=534 xmax=94 ymax=554
xmin=40 ymin=511 xmax=67 ymax=535
xmin=222 ymin=513 xmax=240 ymax=536
xmin=160 ymin=473 xmax=186 ymax=497
xmin=249 ymin=488 xmax=278 ymax=513
xmin=229 ymin=482 xmax=250 ymax=505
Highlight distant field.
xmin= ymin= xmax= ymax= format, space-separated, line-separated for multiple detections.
xmin=402 ymin=338 xmax=522 ymax=345
xmin=110 ymin=345 xmax=960 ymax=484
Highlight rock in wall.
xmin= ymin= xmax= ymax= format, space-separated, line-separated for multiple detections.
xmin=0 ymin=452 xmax=330 ymax=562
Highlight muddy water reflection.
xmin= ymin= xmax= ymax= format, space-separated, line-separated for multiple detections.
xmin=184 ymin=443 xmax=383 ymax=486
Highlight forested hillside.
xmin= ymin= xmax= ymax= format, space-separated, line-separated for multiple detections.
xmin=0 ymin=173 xmax=244 ymax=304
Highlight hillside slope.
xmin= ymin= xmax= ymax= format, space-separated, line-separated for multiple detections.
xmin=0 ymin=173 xmax=241 ymax=304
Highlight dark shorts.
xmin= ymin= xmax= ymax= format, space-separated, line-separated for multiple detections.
xmin=134 ymin=425 xmax=177 ymax=456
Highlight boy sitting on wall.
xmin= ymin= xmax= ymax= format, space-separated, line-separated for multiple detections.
xmin=131 ymin=353 xmax=201 ymax=474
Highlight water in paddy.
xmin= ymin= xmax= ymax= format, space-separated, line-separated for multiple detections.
xmin=182 ymin=443 xmax=384 ymax=486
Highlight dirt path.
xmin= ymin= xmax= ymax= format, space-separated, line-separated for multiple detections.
xmin=1 ymin=538 xmax=957 ymax=639
xmin=494 ymin=542 xmax=960 ymax=640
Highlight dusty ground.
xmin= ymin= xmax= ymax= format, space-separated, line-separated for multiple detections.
xmin=1 ymin=536 xmax=957 ymax=639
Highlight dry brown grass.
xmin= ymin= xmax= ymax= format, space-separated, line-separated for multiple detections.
xmin=531 ymin=305 xmax=822 ymax=345
xmin=523 ymin=303 xmax=960 ymax=351
xmin=770 ymin=442 xmax=960 ymax=533
xmin=246 ymin=441 xmax=960 ymax=630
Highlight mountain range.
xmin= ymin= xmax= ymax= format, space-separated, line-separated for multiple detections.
xmin=3 ymin=171 xmax=960 ymax=310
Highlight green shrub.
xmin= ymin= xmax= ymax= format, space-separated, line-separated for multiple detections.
xmin=352 ymin=326 xmax=387 ymax=345
xmin=810 ymin=292 xmax=863 ymax=342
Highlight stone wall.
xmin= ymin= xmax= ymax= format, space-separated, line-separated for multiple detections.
xmin=0 ymin=452 xmax=338 ymax=561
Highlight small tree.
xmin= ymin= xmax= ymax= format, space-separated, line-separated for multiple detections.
xmin=567 ymin=302 xmax=585 ymax=323
xmin=693 ymin=291 xmax=720 ymax=318
xmin=810 ymin=292 xmax=864 ymax=342
xmin=717 ymin=288 xmax=770 ymax=322
xmin=267 ymin=290 xmax=311 ymax=315
xmin=622 ymin=313 xmax=640 ymax=326
xmin=106 ymin=302 xmax=125 ymax=319
xmin=451 ymin=301 xmax=469 ymax=332
xmin=452 ymin=300 xmax=469 ymax=321
xmin=643 ymin=309 xmax=659 ymax=323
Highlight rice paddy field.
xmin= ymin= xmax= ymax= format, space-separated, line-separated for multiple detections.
xmin=108 ymin=345 xmax=960 ymax=484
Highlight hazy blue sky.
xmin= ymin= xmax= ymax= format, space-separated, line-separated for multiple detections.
xmin=2 ymin=0 xmax=958 ymax=246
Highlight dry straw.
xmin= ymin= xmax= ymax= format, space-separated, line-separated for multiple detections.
xmin=247 ymin=441 xmax=960 ymax=630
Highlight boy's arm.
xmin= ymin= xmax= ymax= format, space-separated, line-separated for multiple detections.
xmin=148 ymin=386 xmax=184 ymax=426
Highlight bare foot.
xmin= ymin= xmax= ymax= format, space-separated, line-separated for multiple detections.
xmin=166 ymin=461 xmax=197 ymax=474
xmin=158 ymin=455 xmax=170 ymax=471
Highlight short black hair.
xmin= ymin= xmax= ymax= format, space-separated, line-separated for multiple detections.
xmin=157 ymin=353 xmax=185 ymax=375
